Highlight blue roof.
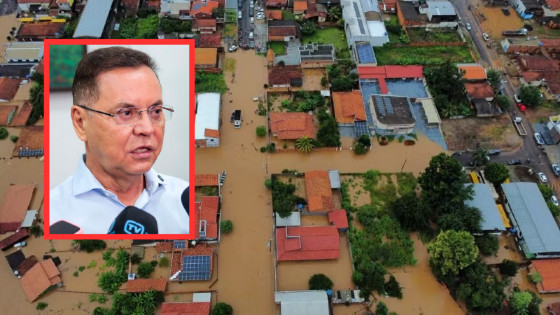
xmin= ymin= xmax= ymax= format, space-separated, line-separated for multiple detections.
xmin=73 ymin=0 xmax=113 ymax=38
xmin=357 ymin=43 xmax=376 ymax=64
xmin=464 ymin=184 xmax=505 ymax=232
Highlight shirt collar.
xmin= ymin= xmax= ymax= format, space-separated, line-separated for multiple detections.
xmin=72 ymin=155 xmax=165 ymax=196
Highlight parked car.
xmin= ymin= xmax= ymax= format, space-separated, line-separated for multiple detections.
xmin=256 ymin=7 xmax=264 ymax=12
xmin=13 ymin=241 xmax=26 ymax=249
xmin=552 ymin=163 xmax=560 ymax=176
xmin=250 ymin=17 xmax=254 ymax=23
xmin=249 ymin=40 xmax=255 ymax=48
xmin=538 ymin=172 xmax=548 ymax=183
xmin=249 ymin=31 xmax=254 ymax=39
xmin=551 ymin=195 xmax=559 ymax=206
xmin=517 ymin=103 xmax=526 ymax=112
xmin=507 ymin=159 xmax=522 ymax=165
xmin=238 ymin=11 xmax=242 ymax=19
xmin=534 ymin=132 xmax=545 ymax=145
xmin=482 ymin=33 xmax=490 ymax=41
xmin=488 ymin=149 xmax=501 ymax=156
xmin=502 ymin=8 xmax=510 ymax=16
xmin=249 ymin=9 xmax=254 ymax=17
xmin=228 ymin=45 xmax=238 ymax=52
xmin=465 ymin=22 xmax=472 ymax=31
xmin=514 ymin=94 xmax=522 ymax=103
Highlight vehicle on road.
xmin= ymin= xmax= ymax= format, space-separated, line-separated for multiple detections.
xmin=552 ymin=195 xmax=559 ymax=206
xmin=507 ymin=159 xmax=522 ymax=165
xmin=238 ymin=11 xmax=242 ymax=19
xmin=534 ymin=132 xmax=545 ymax=145
xmin=503 ymin=28 xmax=527 ymax=36
xmin=538 ymin=172 xmax=548 ymax=183
xmin=482 ymin=33 xmax=490 ymax=41
xmin=502 ymin=8 xmax=510 ymax=16
xmin=249 ymin=31 xmax=254 ymax=39
xmin=514 ymin=94 xmax=521 ymax=103
xmin=228 ymin=45 xmax=238 ymax=52
xmin=249 ymin=40 xmax=255 ymax=48
xmin=466 ymin=22 xmax=471 ymax=31
xmin=517 ymin=103 xmax=526 ymax=112
xmin=488 ymin=149 xmax=501 ymax=156
xmin=552 ymin=163 xmax=560 ymax=176
xmin=14 ymin=241 xmax=26 ymax=249
xmin=233 ymin=110 xmax=241 ymax=128
xmin=250 ymin=17 xmax=254 ymax=23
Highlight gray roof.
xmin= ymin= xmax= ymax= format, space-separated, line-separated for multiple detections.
xmin=275 ymin=291 xmax=329 ymax=315
xmin=5 ymin=42 xmax=44 ymax=61
xmin=73 ymin=0 xmax=113 ymax=38
xmin=370 ymin=94 xmax=415 ymax=125
xmin=20 ymin=210 xmax=37 ymax=228
xmin=502 ymin=182 xmax=560 ymax=255
xmin=426 ymin=1 xmax=456 ymax=16
xmin=464 ymin=184 xmax=505 ymax=232
xmin=275 ymin=212 xmax=301 ymax=227
xmin=328 ymin=170 xmax=341 ymax=189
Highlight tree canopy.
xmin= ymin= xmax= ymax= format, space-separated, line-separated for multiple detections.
xmin=390 ymin=193 xmax=429 ymax=231
xmin=428 ymin=230 xmax=478 ymax=277
xmin=456 ymin=260 xmax=505 ymax=314
xmin=211 ymin=302 xmax=233 ymax=315
xmin=486 ymin=69 xmax=501 ymax=92
xmin=519 ymin=85 xmax=543 ymax=107
xmin=308 ymin=274 xmax=333 ymax=290
xmin=484 ymin=163 xmax=510 ymax=185
xmin=316 ymin=110 xmax=341 ymax=147
xmin=424 ymin=61 xmax=466 ymax=117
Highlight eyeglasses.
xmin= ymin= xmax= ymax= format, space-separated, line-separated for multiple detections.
xmin=76 ymin=104 xmax=174 ymax=126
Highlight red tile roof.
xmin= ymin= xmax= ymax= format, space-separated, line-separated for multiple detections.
xmin=328 ymin=209 xmax=348 ymax=230
xmin=204 ymin=128 xmax=219 ymax=138
xmin=0 ymin=221 xmax=22 ymax=234
xmin=17 ymin=255 xmax=38 ymax=276
xmin=20 ymin=258 xmax=60 ymax=301
xmin=12 ymin=126 xmax=43 ymax=157
xmin=358 ymin=65 xmax=424 ymax=79
xmin=269 ymin=112 xmax=314 ymax=140
xmin=160 ymin=302 xmax=211 ymax=315
xmin=156 ymin=241 xmax=174 ymax=252
xmin=193 ymin=18 xmax=217 ymax=29
xmin=546 ymin=81 xmax=560 ymax=95
xmin=17 ymin=23 xmax=65 ymax=38
xmin=195 ymin=174 xmax=219 ymax=187
xmin=294 ymin=0 xmax=308 ymax=11
xmin=0 ymin=105 xmax=17 ymax=125
xmin=199 ymin=33 xmax=221 ymax=48
xmin=458 ymin=65 xmax=487 ymax=80
xmin=126 ymin=278 xmax=167 ymax=293
xmin=522 ymin=71 xmax=542 ymax=83
xmin=381 ymin=0 xmax=397 ymax=11
xmin=268 ymin=66 xmax=303 ymax=86
xmin=332 ymin=90 xmax=366 ymax=124
xmin=268 ymin=26 xmax=296 ymax=37
xmin=545 ymin=0 xmax=560 ymax=10
xmin=0 ymin=184 xmax=34 ymax=224
xmin=0 ymin=78 xmax=22 ymax=101
xmin=276 ymin=226 xmax=340 ymax=261
xmin=465 ymin=82 xmax=494 ymax=99
xmin=519 ymin=55 xmax=559 ymax=72
xmin=195 ymin=196 xmax=219 ymax=240
xmin=10 ymin=100 xmax=33 ymax=126
xmin=531 ymin=259 xmax=560 ymax=293
xmin=266 ymin=10 xmax=283 ymax=19
xmin=190 ymin=1 xmax=219 ymax=16
xmin=146 ymin=0 xmax=161 ymax=8
xmin=266 ymin=0 xmax=287 ymax=7
xmin=304 ymin=170 xmax=334 ymax=212
xmin=540 ymin=38 xmax=560 ymax=48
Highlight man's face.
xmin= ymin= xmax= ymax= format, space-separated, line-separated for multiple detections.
xmin=82 ymin=66 xmax=164 ymax=181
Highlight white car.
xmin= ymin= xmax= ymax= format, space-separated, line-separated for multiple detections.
xmin=250 ymin=17 xmax=254 ymax=24
xmin=482 ymin=33 xmax=490 ymax=41
xmin=249 ymin=31 xmax=254 ymax=39
xmin=534 ymin=132 xmax=545 ymax=145
xmin=465 ymin=22 xmax=471 ymax=31
xmin=256 ymin=7 xmax=264 ymax=12
xmin=551 ymin=195 xmax=559 ymax=207
xmin=228 ymin=45 xmax=238 ymax=52
xmin=238 ymin=11 xmax=242 ymax=19
xmin=538 ymin=172 xmax=548 ymax=183
xmin=514 ymin=93 xmax=522 ymax=103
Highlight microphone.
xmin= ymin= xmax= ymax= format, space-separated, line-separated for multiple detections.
xmin=50 ymin=220 xmax=83 ymax=234
xmin=108 ymin=206 xmax=159 ymax=234
xmin=181 ymin=186 xmax=189 ymax=216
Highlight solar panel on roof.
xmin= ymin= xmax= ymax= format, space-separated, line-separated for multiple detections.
xmin=375 ymin=96 xmax=386 ymax=115
xmin=354 ymin=121 xmax=369 ymax=137
xmin=357 ymin=44 xmax=376 ymax=64
xmin=18 ymin=149 xmax=43 ymax=157
xmin=181 ymin=255 xmax=211 ymax=281
xmin=385 ymin=98 xmax=394 ymax=115
xmin=173 ymin=240 xmax=186 ymax=249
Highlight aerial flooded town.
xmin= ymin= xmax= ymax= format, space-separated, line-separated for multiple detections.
xmin=2 ymin=0 xmax=560 ymax=314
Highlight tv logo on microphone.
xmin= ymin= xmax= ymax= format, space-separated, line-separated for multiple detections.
xmin=124 ymin=220 xmax=146 ymax=234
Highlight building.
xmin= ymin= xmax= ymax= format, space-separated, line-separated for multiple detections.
xmin=121 ymin=0 xmax=141 ymax=17
xmin=464 ymin=82 xmax=494 ymax=101
xmin=304 ymin=2 xmax=327 ymax=22
xmin=529 ymin=259 xmax=560 ymax=293
xmin=13 ymin=126 xmax=44 ymax=157
xmin=266 ymin=0 xmax=287 ymax=8
xmin=268 ymin=65 xmax=303 ymax=88
xmin=160 ymin=302 xmax=211 ymax=315
xmin=198 ymin=33 xmax=222 ymax=48
xmin=275 ymin=291 xmax=329 ymax=315
xmin=417 ymin=98 xmax=441 ymax=127
xmin=500 ymin=37 xmax=541 ymax=54
xmin=269 ymin=112 xmax=314 ymax=140
xmin=298 ymin=43 xmax=335 ymax=68
xmin=464 ymin=184 xmax=506 ymax=235
xmin=192 ymin=19 xmax=217 ymax=34
xmin=194 ymin=196 xmax=219 ymax=241
xmin=304 ymin=170 xmax=335 ymax=212
xmin=510 ymin=0 xmax=542 ymax=19
xmin=328 ymin=209 xmax=349 ymax=231
xmin=4 ymin=42 xmax=44 ymax=63
xmin=501 ymin=182 xmax=560 ymax=258
xmin=424 ymin=1 xmax=457 ymax=22
xmin=126 ymin=279 xmax=167 ymax=293
xmin=357 ymin=65 xmax=424 ymax=94
xmin=160 ymin=0 xmax=191 ymax=18
xmin=276 ymin=226 xmax=340 ymax=261
xmin=268 ymin=20 xmax=300 ymax=41
xmin=0 ymin=78 xmax=22 ymax=102
xmin=194 ymin=48 xmax=218 ymax=69
xmin=195 ymin=93 xmax=221 ymax=147
xmin=15 ymin=22 xmax=65 ymax=41
xmin=195 ymin=174 xmax=220 ymax=186
xmin=546 ymin=115 xmax=560 ymax=144
xmin=397 ymin=0 xmax=457 ymax=26
xmin=332 ymin=90 xmax=366 ymax=126
xmin=17 ymin=0 xmax=50 ymax=12
xmin=73 ymin=0 xmax=115 ymax=38
xmin=169 ymin=244 xmax=214 ymax=281
xmin=0 ymin=184 xmax=34 ymax=233
xmin=20 ymin=259 xmax=61 ymax=301
xmin=190 ymin=0 xmax=219 ymax=19
xmin=293 ymin=0 xmax=307 ymax=14
xmin=457 ymin=63 xmax=487 ymax=81
xmin=368 ymin=94 xmax=415 ymax=134
xmin=518 ymin=55 xmax=560 ymax=73
xmin=266 ymin=10 xmax=283 ymax=20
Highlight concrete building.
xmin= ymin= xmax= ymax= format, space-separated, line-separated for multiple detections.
xmin=195 ymin=93 xmax=221 ymax=147
xmin=368 ymin=94 xmax=415 ymax=134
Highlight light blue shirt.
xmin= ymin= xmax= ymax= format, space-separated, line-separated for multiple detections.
xmin=50 ymin=156 xmax=189 ymax=234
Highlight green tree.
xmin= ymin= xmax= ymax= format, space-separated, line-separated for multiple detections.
xmin=0 ymin=127 xmax=7 ymax=140
xmin=136 ymin=14 xmax=159 ymax=38
xmin=327 ymin=5 xmax=342 ymax=21
xmin=437 ymin=207 xmax=481 ymax=233
xmin=486 ymin=69 xmax=501 ymax=92
xmin=300 ymin=20 xmax=317 ymax=35
xmin=159 ymin=256 xmax=169 ymax=267
xmin=529 ymin=271 xmax=542 ymax=284
xmin=137 ymin=262 xmax=155 ymax=279
xmin=37 ymin=302 xmax=48 ymax=310
xmin=428 ymin=230 xmax=478 ymax=277
xmin=308 ymin=274 xmax=333 ymax=290
xmin=352 ymin=258 xmax=387 ymax=300
xmin=212 ymin=7 xmax=225 ymax=18
xmin=358 ymin=134 xmax=371 ymax=146
xmin=159 ymin=18 xmax=191 ymax=33
xmin=256 ymin=125 xmax=266 ymax=137
xmin=10 ymin=135 xmax=18 ymax=142
xmin=456 ymin=260 xmax=505 ymax=314
xmin=353 ymin=142 xmax=367 ymax=155
xmin=320 ymin=76 xmax=328 ymax=87
xmin=424 ymin=60 xmax=466 ymax=108
xmin=130 ymin=253 xmax=142 ymax=264
xmin=484 ymin=163 xmax=509 ymax=185
xmin=495 ymin=94 xmax=511 ymax=110
xmin=499 ymin=259 xmax=518 ymax=277
xmin=475 ymin=234 xmax=499 ymax=256
xmin=472 ymin=147 xmax=489 ymax=167
xmin=295 ymin=136 xmax=314 ymax=153
xmin=385 ymin=275 xmax=402 ymax=299
xmin=98 ymin=271 xmax=124 ymax=293
xmin=331 ymin=76 xmax=354 ymax=91
xmin=75 ymin=240 xmax=107 ymax=253
xmin=316 ymin=110 xmax=341 ymax=147
xmin=211 ymin=302 xmax=233 ymax=315
xmin=519 ymin=85 xmax=543 ymax=107
xmin=375 ymin=302 xmax=389 ymax=315
xmin=390 ymin=193 xmax=429 ymax=231
xmin=220 ymin=220 xmax=233 ymax=233
xmin=510 ymin=291 xmax=533 ymax=315
xmin=538 ymin=184 xmax=553 ymax=201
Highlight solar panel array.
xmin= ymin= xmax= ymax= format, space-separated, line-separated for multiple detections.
xmin=354 ymin=121 xmax=369 ymax=137
xmin=353 ymin=3 xmax=366 ymax=34
xmin=178 ymin=255 xmax=211 ymax=281
xmin=374 ymin=96 xmax=385 ymax=115
xmin=18 ymin=149 xmax=43 ymax=157
xmin=192 ymin=3 xmax=202 ymax=11
xmin=173 ymin=240 xmax=186 ymax=249
xmin=385 ymin=97 xmax=395 ymax=114
xmin=373 ymin=96 xmax=396 ymax=116
xmin=357 ymin=44 xmax=376 ymax=64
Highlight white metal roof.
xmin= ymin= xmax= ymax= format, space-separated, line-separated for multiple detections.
xmin=73 ymin=0 xmax=113 ymax=38
xmin=195 ymin=93 xmax=221 ymax=140
xmin=5 ymin=42 xmax=44 ymax=61
xmin=275 ymin=212 xmax=301 ymax=227
xmin=419 ymin=98 xmax=441 ymax=124
xmin=193 ymin=292 xmax=212 ymax=302
xmin=275 ymin=291 xmax=329 ymax=315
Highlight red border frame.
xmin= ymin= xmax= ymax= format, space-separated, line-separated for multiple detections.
xmin=43 ymin=39 xmax=195 ymax=240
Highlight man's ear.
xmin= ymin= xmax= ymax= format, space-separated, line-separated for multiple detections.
xmin=71 ymin=105 xmax=88 ymax=142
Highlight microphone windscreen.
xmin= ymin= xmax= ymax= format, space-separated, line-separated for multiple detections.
xmin=50 ymin=220 xmax=83 ymax=234
xmin=181 ymin=186 xmax=189 ymax=216
xmin=108 ymin=206 xmax=159 ymax=234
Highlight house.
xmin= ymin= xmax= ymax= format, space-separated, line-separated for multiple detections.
xmin=126 ymin=278 xmax=167 ymax=293
xmin=190 ymin=0 xmax=219 ymax=19
xmin=457 ymin=63 xmax=487 ymax=81
xmin=266 ymin=10 xmax=283 ymax=20
xmin=464 ymin=184 xmax=506 ymax=235
xmin=0 ymin=105 xmax=17 ymax=125
xmin=464 ymin=82 xmax=494 ymax=101
xmin=275 ymin=291 xmax=330 ymax=315
xmin=121 ymin=0 xmax=141 ymax=17
xmin=195 ymin=174 xmax=220 ymax=186
xmin=160 ymin=0 xmax=191 ymax=18
xmin=500 ymin=37 xmax=541 ymax=54
xmin=397 ymin=0 xmax=456 ymax=26
xmin=195 ymin=93 xmax=221 ymax=147
xmin=10 ymin=101 xmax=33 ymax=127
xmin=0 ymin=78 xmax=22 ymax=102
xmin=0 ymin=184 xmax=34 ymax=233
xmin=12 ymin=126 xmax=43 ymax=157
xmin=269 ymin=112 xmax=314 ymax=140
xmin=192 ymin=18 xmax=217 ymax=34
xmin=543 ymin=0 xmax=560 ymax=17
xmin=299 ymin=43 xmax=335 ymax=68
xmin=169 ymin=244 xmax=213 ymax=281
xmin=510 ymin=0 xmax=542 ymax=19
xmin=194 ymin=48 xmax=218 ymax=69
xmin=73 ymin=0 xmax=115 ymax=38
xmin=194 ymin=196 xmax=219 ymax=241
xmin=546 ymin=115 xmax=560 ymax=144
xmin=145 ymin=0 xmax=162 ymax=10
xmin=0 ymin=228 xmax=29 ymax=250
xmin=268 ymin=65 xmax=303 ymax=88
xmin=198 ymin=33 xmax=221 ymax=48
xmin=20 ymin=259 xmax=61 ymax=301
xmin=529 ymin=259 xmax=560 ymax=293
xmin=160 ymin=302 xmax=211 ymax=315
xmin=368 ymin=94 xmax=415 ymax=134
xmin=276 ymin=226 xmax=340 ymax=261
xmin=501 ymin=182 xmax=560 ymax=259
xmin=397 ymin=0 xmax=426 ymax=26
xmin=268 ymin=20 xmax=300 ymax=41
xmin=293 ymin=0 xmax=308 ymax=15
xmin=332 ymin=90 xmax=366 ymax=125
xmin=342 ymin=0 xmax=389 ymax=63
xmin=379 ymin=0 xmax=398 ymax=12
xmin=266 ymin=0 xmax=287 ymax=8
xmin=15 ymin=22 xmax=65 ymax=41
xmin=355 ymin=43 xmax=377 ymax=65
xmin=304 ymin=170 xmax=334 ymax=212
xmin=328 ymin=209 xmax=349 ymax=232
xmin=5 ymin=250 xmax=25 ymax=273
xmin=424 ymin=0 xmax=457 ymax=23
xmin=472 ymin=99 xmax=498 ymax=117
xmin=357 ymin=65 xmax=424 ymax=94
xmin=4 ymin=42 xmax=44 ymax=63
xmin=17 ymin=0 xmax=50 ymax=13
xmin=304 ymin=2 xmax=327 ymax=22
xmin=518 ymin=55 xmax=560 ymax=72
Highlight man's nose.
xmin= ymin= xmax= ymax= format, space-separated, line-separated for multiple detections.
xmin=133 ymin=110 xmax=155 ymax=135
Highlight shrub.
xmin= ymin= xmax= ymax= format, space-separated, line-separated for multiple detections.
xmin=308 ymin=274 xmax=333 ymax=290
xmin=265 ymin=179 xmax=273 ymax=189
xmin=130 ymin=253 xmax=142 ymax=264
xmin=159 ymin=256 xmax=169 ymax=268
xmin=77 ymin=240 xmax=107 ymax=253
xmin=475 ymin=234 xmax=499 ymax=256
xmin=404 ymin=140 xmax=416 ymax=146
xmin=260 ymin=146 xmax=266 ymax=153
xmin=73 ymin=271 xmax=79 ymax=277
xmin=0 ymin=127 xmax=8 ymax=140
xmin=221 ymin=220 xmax=233 ymax=233
xmin=137 ymin=262 xmax=155 ymax=278
xmin=353 ymin=142 xmax=367 ymax=155
xmin=78 ymin=266 xmax=85 ymax=272
xmin=150 ymin=260 xmax=158 ymax=267
xmin=256 ymin=125 xmax=266 ymax=137
xmin=499 ymin=259 xmax=518 ymax=277
xmin=267 ymin=143 xmax=276 ymax=153
xmin=529 ymin=271 xmax=542 ymax=284
xmin=358 ymin=134 xmax=371 ymax=146
xmin=385 ymin=275 xmax=403 ymax=299
xmin=36 ymin=302 xmax=48 ymax=310
xmin=10 ymin=135 xmax=18 ymax=142
xmin=211 ymin=302 xmax=233 ymax=315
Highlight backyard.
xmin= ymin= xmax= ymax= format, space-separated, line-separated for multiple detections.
xmin=407 ymin=27 xmax=462 ymax=43
xmin=374 ymin=45 xmax=474 ymax=65
xmin=269 ymin=41 xmax=286 ymax=55
xmin=301 ymin=27 xmax=347 ymax=50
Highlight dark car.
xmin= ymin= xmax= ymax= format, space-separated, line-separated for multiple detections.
xmin=507 ymin=159 xmax=522 ymax=165
xmin=488 ymin=149 xmax=501 ymax=156
xmin=502 ymin=8 xmax=510 ymax=16
xmin=552 ymin=163 xmax=560 ymax=176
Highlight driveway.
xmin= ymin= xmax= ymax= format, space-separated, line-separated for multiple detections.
xmin=274 ymin=40 xmax=300 ymax=65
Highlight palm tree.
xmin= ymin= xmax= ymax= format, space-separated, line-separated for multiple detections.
xmin=295 ymin=136 xmax=314 ymax=153
xmin=472 ymin=147 xmax=489 ymax=167
xmin=327 ymin=5 xmax=342 ymax=22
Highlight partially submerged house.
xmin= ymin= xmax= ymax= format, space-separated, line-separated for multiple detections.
xmin=368 ymin=94 xmax=416 ymax=134
xmin=126 ymin=278 xmax=167 ymax=293
xmin=268 ymin=66 xmax=303 ymax=88
xmin=269 ymin=112 xmax=314 ymax=140
xmin=20 ymin=258 xmax=61 ymax=301
xmin=194 ymin=196 xmax=219 ymax=242
xmin=332 ymin=90 xmax=366 ymax=126
xmin=275 ymin=291 xmax=330 ymax=315
xmin=304 ymin=170 xmax=335 ymax=213
xmin=276 ymin=226 xmax=340 ymax=261
xmin=529 ymin=259 xmax=560 ymax=293
xmin=195 ymin=93 xmax=221 ymax=148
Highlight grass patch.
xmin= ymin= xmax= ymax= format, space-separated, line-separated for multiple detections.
xmin=224 ymin=23 xmax=237 ymax=37
xmin=195 ymin=71 xmax=228 ymax=94
xmin=407 ymin=28 xmax=462 ymax=43
xmin=225 ymin=9 xmax=237 ymax=23
xmin=302 ymin=27 xmax=347 ymax=50
xmin=375 ymin=45 xmax=473 ymax=65
xmin=396 ymin=173 xmax=417 ymax=195
xmin=282 ymin=10 xmax=297 ymax=20
xmin=269 ymin=41 xmax=286 ymax=55
xmin=224 ymin=58 xmax=236 ymax=72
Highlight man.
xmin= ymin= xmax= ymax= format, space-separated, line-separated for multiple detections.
xmin=50 ymin=46 xmax=189 ymax=234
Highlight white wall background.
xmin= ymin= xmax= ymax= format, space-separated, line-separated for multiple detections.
xmin=49 ymin=44 xmax=190 ymax=189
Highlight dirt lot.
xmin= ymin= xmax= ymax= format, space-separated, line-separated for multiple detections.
xmin=478 ymin=5 xmax=524 ymax=40
xmin=441 ymin=115 xmax=523 ymax=151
